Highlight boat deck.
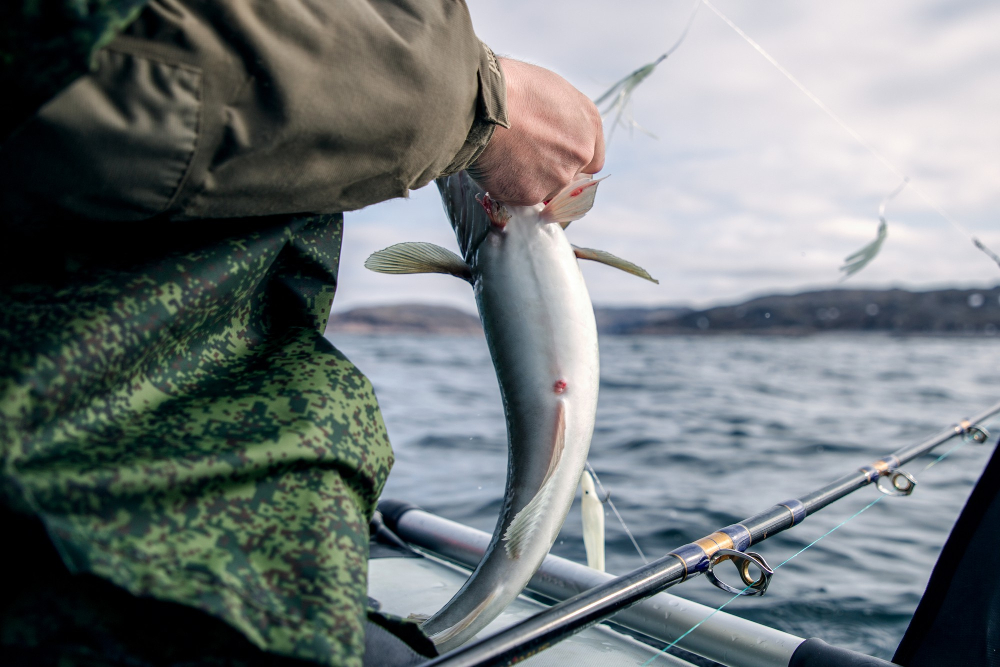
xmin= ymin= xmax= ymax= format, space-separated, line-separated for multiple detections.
xmin=369 ymin=554 xmax=694 ymax=666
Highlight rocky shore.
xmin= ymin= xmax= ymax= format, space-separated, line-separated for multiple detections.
xmin=326 ymin=304 xmax=482 ymax=335
xmin=326 ymin=286 xmax=1000 ymax=336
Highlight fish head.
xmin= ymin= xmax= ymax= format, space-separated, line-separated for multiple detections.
xmin=477 ymin=191 xmax=512 ymax=230
xmin=435 ymin=172 xmax=496 ymax=266
xmin=436 ymin=172 xmax=604 ymax=267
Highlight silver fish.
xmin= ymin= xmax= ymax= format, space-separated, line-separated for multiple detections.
xmin=365 ymin=171 xmax=656 ymax=652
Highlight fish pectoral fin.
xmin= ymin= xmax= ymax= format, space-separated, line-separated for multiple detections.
xmin=503 ymin=401 xmax=567 ymax=559
xmin=540 ymin=175 xmax=608 ymax=227
xmin=573 ymin=246 xmax=659 ymax=284
xmin=365 ymin=242 xmax=473 ymax=283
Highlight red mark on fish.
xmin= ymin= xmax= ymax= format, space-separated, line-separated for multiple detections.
xmin=478 ymin=193 xmax=510 ymax=229
xmin=553 ymin=379 xmax=567 ymax=394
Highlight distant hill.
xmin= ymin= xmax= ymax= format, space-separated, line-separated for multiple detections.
xmin=327 ymin=304 xmax=482 ymax=335
xmin=593 ymin=306 xmax=693 ymax=334
xmin=325 ymin=304 xmax=692 ymax=335
xmin=327 ymin=286 xmax=1000 ymax=336
xmin=639 ymin=286 xmax=1000 ymax=335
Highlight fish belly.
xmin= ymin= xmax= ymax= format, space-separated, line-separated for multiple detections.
xmin=420 ymin=219 xmax=599 ymax=652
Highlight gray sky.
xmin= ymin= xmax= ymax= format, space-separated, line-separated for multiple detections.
xmin=335 ymin=0 xmax=1000 ymax=313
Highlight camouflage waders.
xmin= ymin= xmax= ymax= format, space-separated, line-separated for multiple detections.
xmin=1 ymin=1 xmax=506 ymax=664
xmin=0 ymin=214 xmax=398 ymax=665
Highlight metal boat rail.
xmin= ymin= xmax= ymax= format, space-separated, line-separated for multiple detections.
xmin=380 ymin=501 xmax=802 ymax=667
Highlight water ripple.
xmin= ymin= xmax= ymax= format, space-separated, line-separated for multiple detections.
xmin=328 ymin=332 xmax=1000 ymax=658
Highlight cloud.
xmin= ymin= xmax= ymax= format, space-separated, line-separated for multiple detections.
xmin=334 ymin=0 xmax=1000 ymax=312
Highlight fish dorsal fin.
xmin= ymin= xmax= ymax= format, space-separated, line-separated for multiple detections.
xmin=540 ymin=175 xmax=607 ymax=228
xmin=503 ymin=400 xmax=567 ymax=559
xmin=573 ymin=246 xmax=659 ymax=284
xmin=365 ymin=242 xmax=472 ymax=283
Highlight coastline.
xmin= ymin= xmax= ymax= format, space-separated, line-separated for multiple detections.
xmin=327 ymin=285 xmax=1000 ymax=337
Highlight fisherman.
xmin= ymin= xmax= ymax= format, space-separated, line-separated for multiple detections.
xmin=0 ymin=1 xmax=603 ymax=665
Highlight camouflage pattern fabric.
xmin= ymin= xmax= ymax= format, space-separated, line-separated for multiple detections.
xmin=0 ymin=213 xmax=394 ymax=666
xmin=1 ymin=513 xmax=431 ymax=666
xmin=1 ymin=0 xmax=150 ymax=141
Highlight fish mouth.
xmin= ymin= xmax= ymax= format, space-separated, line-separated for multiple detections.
xmin=435 ymin=172 xmax=494 ymax=263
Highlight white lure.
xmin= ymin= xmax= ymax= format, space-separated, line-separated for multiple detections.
xmin=580 ymin=469 xmax=606 ymax=572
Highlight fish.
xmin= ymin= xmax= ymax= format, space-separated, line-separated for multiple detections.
xmin=365 ymin=170 xmax=656 ymax=652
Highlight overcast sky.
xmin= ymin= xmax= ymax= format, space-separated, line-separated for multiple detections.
xmin=334 ymin=0 xmax=1000 ymax=313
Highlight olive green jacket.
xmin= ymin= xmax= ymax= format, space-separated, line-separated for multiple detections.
xmin=0 ymin=2 xmax=506 ymax=665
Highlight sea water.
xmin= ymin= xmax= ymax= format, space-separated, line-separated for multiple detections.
xmin=328 ymin=332 xmax=1000 ymax=661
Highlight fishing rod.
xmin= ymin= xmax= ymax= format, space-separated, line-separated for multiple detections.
xmin=422 ymin=399 xmax=1000 ymax=667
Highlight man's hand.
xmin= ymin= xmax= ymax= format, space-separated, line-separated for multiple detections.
xmin=470 ymin=59 xmax=605 ymax=206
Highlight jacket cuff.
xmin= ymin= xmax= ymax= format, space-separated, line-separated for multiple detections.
xmin=442 ymin=41 xmax=509 ymax=176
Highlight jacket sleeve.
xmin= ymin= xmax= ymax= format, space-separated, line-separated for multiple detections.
xmin=0 ymin=0 xmax=508 ymax=221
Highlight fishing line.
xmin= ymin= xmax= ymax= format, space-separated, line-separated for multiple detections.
xmin=586 ymin=461 xmax=650 ymax=564
xmin=698 ymin=0 xmax=1000 ymax=271
xmin=660 ymin=0 xmax=702 ymax=62
xmin=641 ymin=434 xmax=977 ymax=665
xmin=879 ymin=180 xmax=911 ymax=223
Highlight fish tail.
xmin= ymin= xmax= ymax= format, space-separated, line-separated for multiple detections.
xmin=426 ymin=589 xmax=500 ymax=646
